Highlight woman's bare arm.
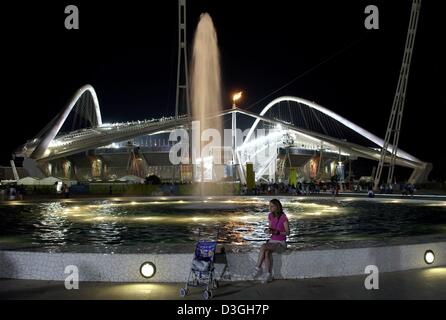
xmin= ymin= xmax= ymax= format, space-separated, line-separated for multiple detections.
xmin=283 ymin=220 xmax=290 ymax=236
xmin=268 ymin=220 xmax=273 ymax=234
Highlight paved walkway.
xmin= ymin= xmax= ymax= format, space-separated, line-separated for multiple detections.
xmin=1 ymin=267 xmax=445 ymax=300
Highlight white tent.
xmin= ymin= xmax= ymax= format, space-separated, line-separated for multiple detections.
xmin=118 ymin=175 xmax=145 ymax=184
xmin=39 ymin=176 xmax=63 ymax=185
xmin=17 ymin=177 xmax=40 ymax=185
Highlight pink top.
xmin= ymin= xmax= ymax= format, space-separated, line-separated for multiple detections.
xmin=268 ymin=212 xmax=288 ymax=241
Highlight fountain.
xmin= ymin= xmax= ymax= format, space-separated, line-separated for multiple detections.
xmin=190 ymin=13 xmax=223 ymax=187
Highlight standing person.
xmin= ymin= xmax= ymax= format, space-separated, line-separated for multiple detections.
xmin=17 ymin=185 xmax=24 ymax=200
xmin=368 ymin=184 xmax=375 ymax=198
xmin=8 ymin=186 xmax=17 ymax=200
xmin=251 ymin=199 xmax=290 ymax=283
xmin=409 ymin=184 xmax=415 ymax=197
xmin=0 ymin=187 xmax=5 ymax=201
xmin=64 ymin=184 xmax=70 ymax=198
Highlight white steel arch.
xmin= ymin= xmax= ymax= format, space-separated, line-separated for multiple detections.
xmin=30 ymin=84 xmax=102 ymax=160
xmin=243 ymin=96 xmax=421 ymax=163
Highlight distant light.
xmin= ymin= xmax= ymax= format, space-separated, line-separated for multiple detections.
xmin=232 ymin=91 xmax=243 ymax=108
xmin=424 ymin=250 xmax=435 ymax=265
xmin=233 ymin=91 xmax=243 ymax=102
xmin=140 ymin=262 xmax=156 ymax=278
xmin=131 ymin=201 xmax=137 ymax=205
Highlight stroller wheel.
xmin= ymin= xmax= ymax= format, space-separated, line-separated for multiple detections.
xmin=179 ymin=287 xmax=188 ymax=297
xmin=212 ymin=279 xmax=219 ymax=289
xmin=203 ymin=290 xmax=212 ymax=300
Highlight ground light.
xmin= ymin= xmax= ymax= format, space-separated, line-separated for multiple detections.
xmin=140 ymin=262 xmax=156 ymax=279
xmin=424 ymin=250 xmax=435 ymax=265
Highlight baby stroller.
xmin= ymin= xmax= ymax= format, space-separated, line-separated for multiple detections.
xmin=179 ymin=233 xmax=219 ymax=300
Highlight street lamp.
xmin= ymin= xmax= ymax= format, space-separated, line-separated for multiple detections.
xmin=232 ymin=91 xmax=243 ymax=108
xmin=231 ymin=91 xmax=243 ymax=184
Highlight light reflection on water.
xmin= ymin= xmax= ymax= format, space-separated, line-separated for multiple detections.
xmin=0 ymin=197 xmax=445 ymax=250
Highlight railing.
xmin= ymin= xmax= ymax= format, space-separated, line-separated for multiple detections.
xmin=47 ymin=115 xmax=189 ymax=154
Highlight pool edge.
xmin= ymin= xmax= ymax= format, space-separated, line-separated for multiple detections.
xmin=1 ymin=241 xmax=444 ymax=282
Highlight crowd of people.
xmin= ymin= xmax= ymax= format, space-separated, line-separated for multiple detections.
xmin=0 ymin=177 xmax=419 ymax=200
xmin=377 ymin=183 xmax=416 ymax=196
xmin=240 ymin=180 xmax=418 ymax=197
xmin=0 ymin=182 xmax=72 ymax=201
xmin=0 ymin=185 xmax=25 ymax=201
xmin=240 ymin=181 xmax=344 ymax=196
xmin=401 ymin=183 xmax=416 ymax=196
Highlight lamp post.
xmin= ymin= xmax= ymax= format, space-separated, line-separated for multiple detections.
xmin=232 ymin=92 xmax=242 ymax=185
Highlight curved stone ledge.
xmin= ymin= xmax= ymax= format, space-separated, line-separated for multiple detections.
xmin=0 ymin=242 xmax=445 ymax=282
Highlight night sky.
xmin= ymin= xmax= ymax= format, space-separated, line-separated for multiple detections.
xmin=2 ymin=0 xmax=445 ymax=180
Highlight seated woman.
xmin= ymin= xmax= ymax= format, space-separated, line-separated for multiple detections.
xmin=252 ymin=199 xmax=290 ymax=283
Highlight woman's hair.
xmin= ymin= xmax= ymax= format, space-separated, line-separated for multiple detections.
xmin=269 ymin=199 xmax=284 ymax=217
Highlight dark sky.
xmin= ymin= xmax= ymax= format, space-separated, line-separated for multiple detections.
xmin=2 ymin=0 xmax=445 ymax=179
